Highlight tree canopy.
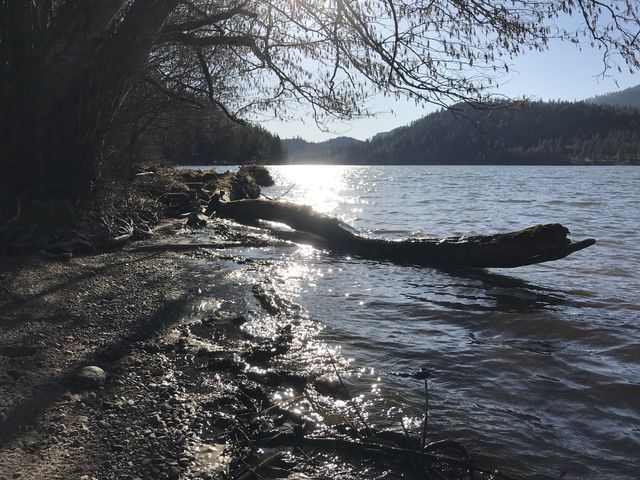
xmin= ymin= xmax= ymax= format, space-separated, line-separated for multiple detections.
xmin=1 ymin=1 xmax=639 ymax=201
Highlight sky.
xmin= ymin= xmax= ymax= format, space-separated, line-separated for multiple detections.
xmin=263 ymin=37 xmax=639 ymax=143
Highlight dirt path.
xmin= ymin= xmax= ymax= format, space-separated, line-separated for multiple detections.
xmin=0 ymin=248 xmax=203 ymax=479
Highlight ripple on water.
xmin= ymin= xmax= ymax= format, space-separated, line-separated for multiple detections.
xmin=251 ymin=165 xmax=640 ymax=478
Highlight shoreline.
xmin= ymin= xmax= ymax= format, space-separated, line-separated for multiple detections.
xmin=0 ymin=230 xmax=507 ymax=480
xmin=0 ymin=167 xmax=509 ymax=480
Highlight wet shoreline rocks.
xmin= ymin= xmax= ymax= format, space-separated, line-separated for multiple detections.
xmin=0 ymin=164 xmax=275 ymax=258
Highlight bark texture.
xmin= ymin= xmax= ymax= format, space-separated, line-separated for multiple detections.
xmin=214 ymin=199 xmax=596 ymax=268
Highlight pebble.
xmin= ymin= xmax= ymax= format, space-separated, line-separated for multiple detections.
xmin=73 ymin=366 xmax=107 ymax=390
xmin=148 ymin=414 xmax=165 ymax=427
xmin=168 ymin=466 xmax=180 ymax=478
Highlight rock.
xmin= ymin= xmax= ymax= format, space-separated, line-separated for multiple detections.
xmin=168 ymin=466 xmax=180 ymax=479
xmin=48 ymin=423 xmax=67 ymax=434
xmin=207 ymin=357 xmax=244 ymax=374
xmin=148 ymin=413 xmax=167 ymax=429
xmin=230 ymin=314 xmax=247 ymax=326
xmin=185 ymin=212 xmax=208 ymax=229
xmin=312 ymin=375 xmax=351 ymax=400
xmin=0 ymin=373 xmax=16 ymax=385
xmin=162 ymin=189 xmax=198 ymax=218
xmin=239 ymin=165 xmax=275 ymax=187
xmin=210 ymin=171 xmax=262 ymax=204
xmin=73 ymin=366 xmax=107 ymax=390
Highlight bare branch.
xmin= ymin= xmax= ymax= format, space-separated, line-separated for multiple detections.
xmin=162 ymin=5 xmax=258 ymax=34
xmin=143 ymin=75 xmax=205 ymax=108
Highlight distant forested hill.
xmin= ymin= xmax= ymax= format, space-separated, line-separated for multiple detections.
xmin=291 ymin=101 xmax=640 ymax=165
xmin=587 ymin=84 xmax=640 ymax=108
xmin=283 ymin=136 xmax=363 ymax=163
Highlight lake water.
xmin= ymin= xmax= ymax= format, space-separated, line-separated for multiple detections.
xmin=218 ymin=165 xmax=640 ymax=478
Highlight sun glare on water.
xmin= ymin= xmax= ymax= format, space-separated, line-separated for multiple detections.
xmin=270 ymin=164 xmax=350 ymax=215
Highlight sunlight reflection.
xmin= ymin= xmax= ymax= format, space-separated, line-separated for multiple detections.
xmin=271 ymin=165 xmax=350 ymax=214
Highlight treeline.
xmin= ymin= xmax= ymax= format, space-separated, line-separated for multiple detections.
xmin=121 ymin=96 xmax=285 ymax=168
xmin=283 ymin=137 xmax=362 ymax=163
xmin=318 ymin=101 xmax=640 ymax=165
xmin=588 ymin=84 xmax=640 ymax=109
xmin=155 ymin=109 xmax=285 ymax=166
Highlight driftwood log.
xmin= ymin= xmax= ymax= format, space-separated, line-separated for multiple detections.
xmin=213 ymin=199 xmax=596 ymax=268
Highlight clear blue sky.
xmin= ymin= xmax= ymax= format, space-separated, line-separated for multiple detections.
xmin=263 ymin=38 xmax=638 ymax=142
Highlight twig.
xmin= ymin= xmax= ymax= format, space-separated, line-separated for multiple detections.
xmin=325 ymin=348 xmax=374 ymax=437
xmin=302 ymin=388 xmax=361 ymax=434
xmin=259 ymin=394 xmax=306 ymax=415
xmin=236 ymin=451 xmax=284 ymax=480
xmin=421 ymin=376 xmax=429 ymax=449
xmin=260 ymin=183 xmax=295 ymax=201
xmin=295 ymin=446 xmax=317 ymax=465
xmin=257 ymin=432 xmax=470 ymax=467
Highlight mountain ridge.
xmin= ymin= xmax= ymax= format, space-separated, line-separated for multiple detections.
xmin=283 ymin=90 xmax=640 ymax=165
xmin=586 ymin=84 xmax=640 ymax=109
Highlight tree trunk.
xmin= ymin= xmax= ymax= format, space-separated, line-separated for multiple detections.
xmin=213 ymin=199 xmax=596 ymax=268
xmin=1 ymin=0 xmax=178 ymax=202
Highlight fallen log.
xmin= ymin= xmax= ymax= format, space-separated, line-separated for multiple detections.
xmin=213 ymin=199 xmax=596 ymax=268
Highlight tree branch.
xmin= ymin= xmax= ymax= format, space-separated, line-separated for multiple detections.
xmin=161 ymin=5 xmax=257 ymax=34
xmin=194 ymin=48 xmax=246 ymax=125
xmin=143 ymin=75 xmax=204 ymax=107
xmin=159 ymin=31 xmax=262 ymax=54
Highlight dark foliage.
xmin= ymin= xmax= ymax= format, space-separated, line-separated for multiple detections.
xmin=322 ymin=101 xmax=640 ymax=165
xmin=587 ymin=83 xmax=640 ymax=109
xmin=283 ymin=137 xmax=363 ymax=164
xmin=138 ymin=103 xmax=285 ymax=166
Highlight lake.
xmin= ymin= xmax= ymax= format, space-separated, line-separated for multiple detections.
xmin=215 ymin=165 xmax=640 ymax=478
